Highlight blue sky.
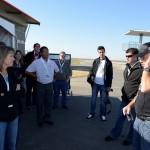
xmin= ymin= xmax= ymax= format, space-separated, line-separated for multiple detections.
xmin=7 ymin=0 xmax=150 ymax=60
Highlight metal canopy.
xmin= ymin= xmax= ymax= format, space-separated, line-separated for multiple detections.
xmin=0 ymin=0 xmax=40 ymax=26
xmin=125 ymin=30 xmax=150 ymax=44
xmin=125 ymin=30 xmax=150 ymax=36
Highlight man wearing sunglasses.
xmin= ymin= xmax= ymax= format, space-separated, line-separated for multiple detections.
xmin=105 ymin=48 xmax=143 ymax=146
xmin=53 ymin=51 xmax=72 ymax=109
xmin=123 ymin=42 xmax=150 ymax=150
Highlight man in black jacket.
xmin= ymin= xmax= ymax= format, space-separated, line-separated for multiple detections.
xmin=86 ymin=46 xmax=113 ymax=121
xmin=123 ymin=42 xmax=150 ymax=150
xmin=105 ymin=48 xmax=142 ymax=146
xmin=24 ymin=43 xmax=40 ymax=109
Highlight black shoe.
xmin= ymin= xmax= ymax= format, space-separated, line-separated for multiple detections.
xmin=45 ymin=120 xmax=54 ymax=125
xmin=122 ymin=140 xmax=131 ymax=146
xmin=32 ymin=105 xmax=36 ymax=109
xmin=27 ymin=106 xmax=33 ymax=110
xmin=62 ymin=105 xmax=68 ymax=110
xmin=105 ymin=136 xmax=113 ymax=141
xmin=38 ymin=122 xmax=43 ymax=128
xmin=19 ymin=110 xmax=24 ymax=115
xmin=52 ymin=106 xmax=58 ymax=109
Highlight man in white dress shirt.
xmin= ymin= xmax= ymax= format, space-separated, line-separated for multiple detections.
xmin=26 ymin=46 xmax=59 ymax=127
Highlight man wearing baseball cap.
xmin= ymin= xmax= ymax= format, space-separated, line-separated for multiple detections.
xmin=123 ymin=42 xmax=150 ymax=150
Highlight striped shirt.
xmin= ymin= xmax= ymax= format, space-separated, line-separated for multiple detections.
xmin=26 ymin=57 xmax=59 ymax=84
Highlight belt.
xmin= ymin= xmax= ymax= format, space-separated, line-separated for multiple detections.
xmin=55 ymin=80 xmax=66 ymax=81
xmin=137 ymin=115 xmax=150 ymax=121
xmin=36 ymin=81 xmax=52 ymax=85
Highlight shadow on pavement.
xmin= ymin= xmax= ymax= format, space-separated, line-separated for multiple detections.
xmin=71 ymin=66 xmax=91 ymax=71
xmin=17 ymin=96 xmax=132 ymax=150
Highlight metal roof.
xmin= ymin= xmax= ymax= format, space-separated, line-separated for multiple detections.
xmin=125 ymin=30 xmax=150 ymax=36
xmin=0 ymin=0 xmax=40 ymax=26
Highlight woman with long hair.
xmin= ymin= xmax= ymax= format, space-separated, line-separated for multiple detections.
xmin=13 ymin=50 xmax=25 ymax=82
xmin=0 ymin=46 xmax=25 ymax=150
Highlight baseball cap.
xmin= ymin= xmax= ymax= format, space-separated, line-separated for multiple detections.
xmin=136 ymin=42 xmax=150 ymax=57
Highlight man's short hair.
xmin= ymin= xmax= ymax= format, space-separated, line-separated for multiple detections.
xmin=33 ymin=43 xmax=40 ymax=48
xmin=126 ymin=48 xmax=139 ymax=55
xmin=97 ymin=46 xmax=105 ymax=52
xmin=40 ymin=46 xmax=48 ymax=53
xmin=59 ymin=51 xmax=66 ymax=55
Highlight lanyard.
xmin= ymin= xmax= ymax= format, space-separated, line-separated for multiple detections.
xmin=59 ymin=60 xmax=65 ymax=69
xmin=40 ymin=58 xmax=50 ymax=75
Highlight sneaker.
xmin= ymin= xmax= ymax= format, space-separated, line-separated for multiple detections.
xmin=86 ymin=113 xmax=94 ymax=119
xmin=27 ymin=106 xmax=33 ymax=110
xmin=122 ymin=140 xmax=131 ymax=146
xmin=38 ymin=122 xmax=44 ymax=128
xmin=101 ymin=115 xmax=106 ymax=121
xmin=45 ymin=120 xmax=54 ymax=125
xmin=105 ymin=136 xmax=113 ymax=141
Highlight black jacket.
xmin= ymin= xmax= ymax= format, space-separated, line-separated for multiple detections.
xmin=13 ymin=61 xmax=26 ymax=82
xmin=121 ymin=61 xmax=142 ymax=102
xmin=135 ymin=91 xmax=150 ymax=117
xmin=0 ymin=67 xmax=25 ymax=121
xmin=88 ymin=56 xmax=113 ymax=88
xmin=24 ymin=50 xmax=35 ymax=68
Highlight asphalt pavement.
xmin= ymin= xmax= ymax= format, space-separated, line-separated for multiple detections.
xmin=16 ymin=65 xmax=132 ymax=150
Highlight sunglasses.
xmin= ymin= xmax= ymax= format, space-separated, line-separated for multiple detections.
xmin=60 ymin=55 xmax=65 ymax=57
xmin=126 ymin=55 xmax=133 ymax=58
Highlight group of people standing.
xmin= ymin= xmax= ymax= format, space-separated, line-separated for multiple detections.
xmin=86 ymin=44 xmax=150 ymax=150
xmin=0 ymin=41 xmax=150 ymax=150
xmin=25 ymin=45 xmax=72 ymax=127
xmin=0 ymin=42 xmax=72 ymax=150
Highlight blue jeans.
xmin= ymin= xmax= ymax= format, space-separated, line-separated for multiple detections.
xmin=109 ymin=100 xmax=136 ymax=142
xmin=90 ymin=83 xmax=107 ymax=116
xmin=53 ymin=80 xmax=68 ymax=106
xmin=133 ymin=117 xmax=150 ymax=150
xmin=0 ymin=117 xmax=18 ymax=150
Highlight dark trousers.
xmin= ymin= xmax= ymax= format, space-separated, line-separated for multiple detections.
xmin=36 ymin=82 xmax=53 ymax=123
xmin=109 ymin=100 xmax=136 ymax=142
xmin=26 ymin=76 xmax=36 ymax=107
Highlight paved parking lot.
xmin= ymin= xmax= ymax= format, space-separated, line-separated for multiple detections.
xmin=17 ymin=65 xmax=132 ymax=150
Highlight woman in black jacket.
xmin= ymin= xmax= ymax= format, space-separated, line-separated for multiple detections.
xmin=13 ymin=50 xmax=26 ymax=114
xmin=0 ymin=46 xmax=25 ymax=150
xmin=13 ymin=50 xmax=25 ymax=82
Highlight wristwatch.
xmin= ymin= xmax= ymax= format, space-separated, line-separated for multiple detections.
xmin=144 ymin=68 xmax=150 ymax=72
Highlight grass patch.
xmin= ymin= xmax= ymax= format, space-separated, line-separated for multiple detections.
xmin=71 ymin=58 xmax=81 ymax=65
xmin=71 ymin=70 xmax=89 ymax=78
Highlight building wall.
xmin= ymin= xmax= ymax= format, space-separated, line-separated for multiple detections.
xmin=15 ymin=26 xmax=27 ymax=54
xmin=0 ymin=18 xmax=26 ymax=54
xmin=0 ymin=18 xmax=15 ymax=47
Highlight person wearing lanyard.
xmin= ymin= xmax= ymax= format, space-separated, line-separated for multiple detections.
xmin=26 ymin=46 xmax=59 ymax=128
xmin=53 ymin=51 xmax=72 ymax=110
xmin=0 ymin=46 xmax=25 ymax=150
